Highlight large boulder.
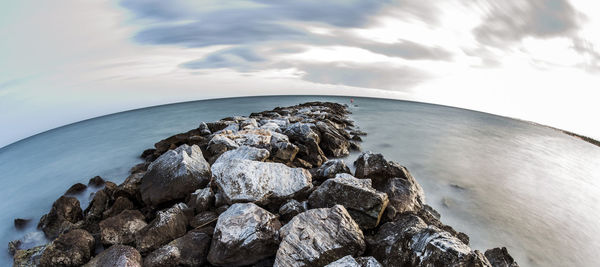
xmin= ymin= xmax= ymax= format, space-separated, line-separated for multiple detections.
xmin=40 ymin=229 xmax=95 ymax=267
xmin=308 ymin=174 xmax=388 ymax=229
xmin=84 ymin=190 xmax=111 ymax=222
xmin=140 ymin=144 xmax=211 ymax=206
xmin=207 ymin=135 xmax=239 ymax=157
xmin=38 ymin=196 xmax=83 ymax=239
xmin=208 ymin=203 xmax=281 ymax=266
xmin=275 ymin=205 xmax=366 ymax=266
xmin=284 ymin=122 xmax=328 ymax=166
xmin=354 ymin=152 xmax=410 ymax=183
xmin=314 ymin=159 xmax=351 ymax=181
xmin=368 ymin=213 xmax=491 ymax=267
xmin=485 ymin=247 xmax=520 ymax=267
xmin=212 ymin=148 xmax=312 ymax=205
xmin=135 ymin=203 xmax=189 ymax=253
xmin=84 ymin=245 xmax=142 ymax=267
xmin=315 ymin=121 xmax=350 ymax=158
xmin=99 ymin=210 xmax=147 ymax=246
xmin=144 ymin=229 xmax=212 ymax=267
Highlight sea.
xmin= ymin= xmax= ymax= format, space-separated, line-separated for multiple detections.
xmin=1 ymin=96 xmax=599 ymax=266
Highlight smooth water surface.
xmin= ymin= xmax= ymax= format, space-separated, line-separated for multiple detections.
xmin=1 ymin=96 xmax=599 ymax=266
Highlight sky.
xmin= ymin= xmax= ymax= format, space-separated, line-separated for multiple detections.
xmin=1 ymin=0 xmax=600 ymax=148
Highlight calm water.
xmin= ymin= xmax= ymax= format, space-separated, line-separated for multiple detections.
xmin=1 ymin=96 xmax=599 ymax=266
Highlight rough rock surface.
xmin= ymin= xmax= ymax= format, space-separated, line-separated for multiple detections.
xmin=13 ymin=245 xmax=46 ymax=267
xmin=38 ymin=196 xmax=84 ymax=239
xmin=308 ymin=174 xmax=388 ymax=229
xmin=187 ymin=187 xmax=214 ymax=214
xmin=485 ymin=247 xmax=520 ymax=267
xmin=64 ymin=183 xmax=87 ymax=195
xmin=140 ymin=144 xmax=211 ymax=206
xmin=278 ymin=199 xmax=308 ymax=222
xmin=144 ymin=229 xmax=212 ymax=267
xmin=325 ymin=255 xmax=383 ymax=267
xmin=84 ymin=245 xmax=142 ymax=267
xmin=275 ymin=205 xmax=366 ymax=267
xmin=102 ymin=196 xmax=134 ymax=219
xmin=208 ymin=203 xmax=281 ymax=266
xmin=314 ymin=159 xmax=351 ymax=180
xmin=190 ymin=211 xmax=218 ymax=228
xmin=284 ymin=122 xmax=328 ymax=166
xmin=135 ymin=203 xmax=189 ymax=253
xmin=99 ymin=210 xmax=147 ymax=245
xmin=40 ymin=229 xmax=95 ymax=267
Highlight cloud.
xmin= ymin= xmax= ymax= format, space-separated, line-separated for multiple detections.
xmin=358 ymin=40 xmax=453 ymax=60
xmin=182 ymin=47 xmax=266 ymax=70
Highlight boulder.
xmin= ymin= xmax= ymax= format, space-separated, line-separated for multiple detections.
xmin=144 ymin=229 xmax=212 ymax=267
xmin=87 ymin=176 xmax=105 ymax=187
xmin=40 ymin=229 xmax=95 ymax=267
xmin=13 ymin=245 xmax=46 ymax=267
xmin=14 ymin=218 xmax=31 ymax=230
xmin=135 ymin=203 xmax=188 ymax=253
xmin=315 ymin=121 xmax=350 ymax=157
xmin=314 ymin=159 xmax=351 ymax=180
xmin=84 ymin=245 xmax=142 ymax=267
xmin=354 ymin=152 xmax=411 ymax=183
xmin=380 ymin=176 xmax=425 ymax=220
xmin=275 ymin=205 xmax=366 ymax=266
xmin=38 ymin=196 xmax=84 ymax=239
xmin=140 ymin=144 xmax=211 ymax=206
xmin=271 ymin=141 xmax=299 ymax=163
xmin=99 ymin=210 xmax=147 ymax=246
xmin=208 ymin=203 xmax=281 ymax=266
xmin=113 ymin=172 xmax=144 ymax=203
xmin=198 ymin=122 xmax=211 ymax=135
xmin=187 ymin=188 xmax=214 ymax=214
xmin=485 ymin=247 xmax=519 ymax=267
xmin=214 ymin=145 xmax=270 ymax=162
xmin=284 ymin=122 xmax=328 ymax=166
xmin=190 ymin=211 xmax=218 ymax=228
xmin=308 ymin=173 xmax=388 ymax=229
xmin=102 ymin=196 xmax=134 ymax=219
xmin=368 ymin=213 xmax=491 ymax=267
xmin=356 ymin=256 xmax=384 ymax=267
xmin=278 ymin=199 xmax=308 ymax=222
xmin=64 ymin=183 xmax=87 ymax=195
xmin=84 ymin=190 xmax=111 ymax=222
xmin=212 ymin=148 xmax=312 ymax=205
xmin=325 ymin=255 xmax=382 ymax=267
xmin=207 ymin=135 xmax=239 ymax=157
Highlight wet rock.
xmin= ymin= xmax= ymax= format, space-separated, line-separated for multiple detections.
xmin=14 ymin=218 xmax=31 ymax=230
xmin=135 ymin=203 xmax=189 ymax=253
xmin=275 ymin=205 xmax=365 ymax=266
xmin=271 ymin=141 xmax=299 ymax=163
xmin=8 ymin=240 xmax=21 ymax=255
xmin=113 ymin=172 xmax=144 ymax=203
xmin=102 ymin=196 xmax=134 ymax=219
xmin=208 ymin=203 xmax=281 ymax=266
xmin=84 ymin=190 xmax=110 ymax=222
xmin=349 ymin=141 xmax=361 ymax=152
xmin=369 ymin=213 xmax=491 ymax=267
xmin=380 ymin=176 xmax=425 ymax=220
xmin=278 ymin=199 xmax=308 ymax=222
xmin=13 ymin=245 xmax=46 ymax=267
xmin=354 ymin=152 xmax=412 ymax=183
xmin=129 ymin=163 xmax=148 ymax=175
xmin=99 ymin=210 xmax=147 ymax=246
xmin=212 ymin=148 xmax=312 ymax=205
xmin=316 ymin=121 xmax=350 ymax=157
xmin=325 ymin=255 xmax=383 ymax=267
xmin=65 ymin=183 xmax=87 ymax=195
xmin=88 ymin=176 xmax=105 ymax=187
xmin=416 ymin=205 xmax=470 ymax=245
xmin=208 ymin=135 xmax=240 ymax=157
xmin=356 ymin=256 xmax=384 ymax=267
xmin=198 ymin=122 xmax=211 ymax=135
xmin=308 ymin=173 xmax=388 ymax=229
xmin=314 ymin=159 xmax=351 ymax=180
xmin=40 ymin=229 xmax=95 ymax=267
xmin=84 ymin=245 xmax=142 ymax=267
xmin=485 ymin=247 xmax=519 ymax=267
xmin=38 ymin=196 xmax=84 ymax=239
xmin=140 ymin=144 xmax=211 ymax=206
xmin=284 ymin=122 xmax=328 ymax=166
xmin=144 ymin=229 xmax=212 ymax=267
xmin=190 ymin=211 xmax=218 ymax=228
xmin=187 ymin=187 xmax=214 ymax=214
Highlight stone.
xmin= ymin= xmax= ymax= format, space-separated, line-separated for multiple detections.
xmin=207 ymin=135 xmax=239 ymax=157
xmin=380 ymin=176 xmax=425 ymax=220
xmin=187 ymin=187 xmax=214 ymax=214
xmin=208 ymin=203 xmax=281 ymax=266
xmin=8 ymin=240 xmax=21 ymax=255
xmin=275 ymin=205 xmax=366 ymax=267
xmin=314 ymin=159 xmax=351 ymax=180
xmin=88 ymin=176 xmax=105 ymax=187
xmin=84 ymin=245 xmax=142 ymax=267
xmin=278 ymin=199 xmax=308 ymax=222
xmin=271 ymin=141 xmax=299 ymax=163
xmin=140 ymin=144 xmax=211 ymax=206
xmin=315 ymin=121 xmax=350 ymax=158
xmin=325 ymin=255 xmax=382 ymax=267
xmin=14 ymin=218 xmax=31 ymax=230
xmin=13 ymin=245 xmax=46 ymax=267
xmin=485 ymin=247 xmax=520 ymax=267
xmin=308 ymin=173 xmax=388 ymax=229
xmin=135 ymin=203 xmax=189 ymax=253
xmin=144 ymin=229 xmax=212 ymax=267
xmin=103 ymin=196 xmax=135 ymax=219
xmin=64 ymin=183 xmax=87 ymax=195
xmin=84 ymin=190 xmax=110 ymax=222
xmin=284 ymin=122 xmax=328 ymax=166
xmin=356 ymin=256 xmax=384 ymax=267
xmin=354 ymin=152 xmax=410 ymax=182
xmin=99 ymin=210 xmax=147 ymax=246
xmin=190 ymin=211 xmax=218 ymax=228
xmin=38 ymin=196 xmax=84 ymax=239
xmin=198 ymin=122 xmax=211 ymax=135
xmin=40 ymin=229 xmax=95 ymax=267
xmin=113 ymin=172 xmax=144 ymax=203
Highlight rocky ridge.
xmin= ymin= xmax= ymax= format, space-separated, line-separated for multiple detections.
xmin=10 ymin=102 xmax=518 ymax=267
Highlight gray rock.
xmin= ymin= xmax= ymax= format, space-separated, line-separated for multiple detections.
xmin=278 ymin=199 xmax=308 ymax=222
xmin=485 ymin=247 xmax=519 ymax=267
xmin=260 ymin=122 xmax=281 ymax=132
xmin=84 ymin=190 xmax=110 ymax=222
xmin=187 ymin=187 xmax=214 ymax=214
xmin=145 ymin=229 xmax=212 ymax=267
xmin=135 ymin=203 xmax=189 ymax=253
xmin=102 ymin=196 xmax=134 ymax=219
xmin=275 ymin=205 xmax=365 ymax=267
xmin=325 ymin=255 xmax=382 ymax=267
xmin=215 ymin=145 xmax=270 ymax=162
xmin=284 ymin=122 xmax=328 ymax=166
xmin=113 ymin=172 xmax=144 ymax=203
xmin=208 ymin=203 xmax=281 ymax=266
xmin=356 ymin=256 xmax=384 ymax=267
xmin=208 ymin=135 xmax=240 ymax=157
xmin=354 ymin=152 xmax=411 ymax=183
xmin=198 ymin=122 xmax=211 ymax=135
xmin=369 ymin=213 xmax=491 ymax=267
xmin=381 ymin=176 xmax=425 ymax=220
xmin=271 ymin=141 xmax=299 ymax=163
xmin=40 ymin=229 xmax=95 ymax=267
xmin=84 ymin=245 xmax=142 ymax=267
xmin=140 ymin=144 xmax=211 ymax=206
xmin=190 ymin=211 xmax=218 ymax=228
xmin=38 ymin=196 xmax=83 ymax=239
xmin=308 ymin=174 xmax=388 ymax=229
xmin=315 ymin=121 xmax=350 ymax=158
xmin=314 ymin=159 xmax=351 ymax=180
xmin=13 ymin=245 xmax=46 ymax=267
xmin=99 ymin=210 xmax=147 ymax=246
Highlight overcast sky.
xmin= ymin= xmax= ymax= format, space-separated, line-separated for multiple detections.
xmin=1 ymin=0 xmax=600 ymax=148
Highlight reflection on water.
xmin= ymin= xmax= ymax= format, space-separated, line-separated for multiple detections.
xmin=1 ymin=96 xmax=599 ymax=266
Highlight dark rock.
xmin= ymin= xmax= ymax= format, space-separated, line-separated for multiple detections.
xmin=308 ymin=173 xmax=388 ymax=229
xmin=144 ymin=229 xmax=212 ymax=267
xmin=315 ymin=121 xmax=350 ymax=157
xmin=380 ymin=176 xmax=425 ymax=220
xmin=314 ymin=159 xmax=351 ymax=180
xmin=135 ymin=203 xmax=189 ymax=253
xmin=99 ymin=210 xmax=147 ymax=246
xmin=271 ymin=141 xmax=299 ymax=163
xmin=293 ymin=157 xmax=313 ymax=169
xmin=103 ymin=196 xmax=134 ymax=219
xmin=84 ymin=244 xmax=142 ymax=267
xmin=64 ymin=183 xmax=87 ymax=195
xmin=38 ymin=196 xmax=84 ymax=239
xmin=275 ymin=205 xmax=365 ymax=266
xmin=354 ymin=152 xmax=411 ymax=183
xmin=8 ymin=240 xmax=21 ymax=255
xmin=87 ymin=176 xmax=105 ymax=187
xmin=198 ymin=122 xmax=211 ymax=135
xmin=129 ymin=163 xmax=148 ymax=175
xmin=14 ymin=218 xmax=31 ymax=230
xmin=113 ymin=172 xmax=144 ymax=203
xmin=284 ymin=122 xmax=328 ymax=167
xmin=416 ymin=205 xmax=470 ymax=245
xmin=187 ymin=187 xmax=214 ymax=214
xmin=278 ymin=199 xmax=308 ymax=222
xmin=40 ymin=229 xmax=95 ymax=267
xmin=350 ymin=130 xmax=367 ymax=136
xmin=190 ymin=211 xmax=218 ymax=228
xmin=141 ymin=148 xmax=157 ymax=161
xmin=207 ymin=135 xmax=240 ymax=159
xmin=84 ymin=190 xmax=110 ymax=222
xmin=13 ymin=245 xmax=46 ymax=267
xmin=351 ymin=135 xmax=363 ymax=141
xmin=356 ymin=256 xmax=384 ymax=267
xmin=208 ymin=203 xmax=282 ymax=266
xmin=140 ymin=144 xmax=211 ymax=206
xmin=349 ymin=141 xmax=361 ymax=152
xmin=485 ymin=247 xmax=519 ymax=267
xmin=215 ymin=205 xmax=229 ymax=215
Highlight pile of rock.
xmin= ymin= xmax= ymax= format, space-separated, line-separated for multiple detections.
xmin=10 ymin=102 xmax=518 ymax=267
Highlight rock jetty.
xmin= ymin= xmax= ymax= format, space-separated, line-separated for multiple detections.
xmin=10 ymin=102 xmax=519 ymax=266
